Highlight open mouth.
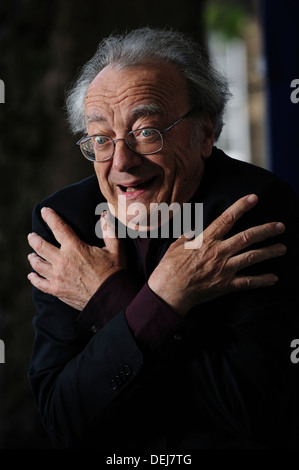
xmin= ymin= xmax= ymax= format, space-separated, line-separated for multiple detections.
xmin=118 ymin=176 xmax=156 ymax=193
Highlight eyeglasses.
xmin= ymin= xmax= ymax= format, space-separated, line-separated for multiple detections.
xmin=76 ymin=111 xmax=192 ymax=162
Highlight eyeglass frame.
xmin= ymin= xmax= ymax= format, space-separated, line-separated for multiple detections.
xmin=76 ymin=110 xmax=194 ymax=162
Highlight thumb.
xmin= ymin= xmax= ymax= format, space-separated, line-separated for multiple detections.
xmin=101 ymin=210 xmax=120 ymax=253
xmin=41 ymin=207 xmax=77 ymax=245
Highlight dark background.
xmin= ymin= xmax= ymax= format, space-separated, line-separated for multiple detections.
xmin=0 ymin=0 xmax=298 ymax=449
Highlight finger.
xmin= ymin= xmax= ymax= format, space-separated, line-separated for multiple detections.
xmin=227 ymin=243 xmax=286 ymax=272
xmin=40 ymin=207 xmax=77 ymax=245
xmin=230 ymin=273 xmax=278 ymax=291
xmin=101 ymin=211 xmax=119 ymax=254
xmin=221 ymin=221 xmax=285 ymax=256
xmin=27 ymin=271 xmax=52 ymax=294
xmin=28 ymin=252 xmax=52 ymax=279
xmin=27 ymin=232 xmax=58 ymax=263
xmin=205 ymin=194 xmax=259 ymax=240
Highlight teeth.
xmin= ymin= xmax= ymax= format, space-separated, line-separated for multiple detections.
xmin=122 ymin=177 xmax=154 ymax=192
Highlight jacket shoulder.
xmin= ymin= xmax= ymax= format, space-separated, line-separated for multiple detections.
xmin=39 ymin=174 xmax=101 ymax=211
xmin=205 ymin=148 xmax=298 ymax=202
xmin=199 ymin=147 xmax=299 ymax=228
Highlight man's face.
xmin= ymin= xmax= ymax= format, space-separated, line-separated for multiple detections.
xmin=85 ymin=62 xmax=213 ymax=229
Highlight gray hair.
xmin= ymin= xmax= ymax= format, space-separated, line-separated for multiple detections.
xmin=66 ymin=27 xmax=231 ymax=141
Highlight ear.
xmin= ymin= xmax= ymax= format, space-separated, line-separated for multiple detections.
xmin=201 ymin=120 xmax=215 ymax=159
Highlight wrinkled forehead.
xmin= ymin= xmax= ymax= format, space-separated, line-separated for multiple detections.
xmin=85 ymin=63 xmax=190 ymax=119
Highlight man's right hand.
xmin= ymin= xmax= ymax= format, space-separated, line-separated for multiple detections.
xmin=27 ymin=208 xmax=126 ymax=311
xmin=148 ymin=194 xmax=287 ymax=317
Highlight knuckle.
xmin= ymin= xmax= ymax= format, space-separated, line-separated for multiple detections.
xmin=31 ymin=257 xmax=40 ymax=271
xmin=245 ymin=250 xmax=255 ymax=264
xmin=35 ymin=237 xmax=44 ymax=252
xmin=212 ymin=244 xmax=223 ymax=262
xmin=241 ymin=230 xmax=252 ymax=245
xmin=220 ymin=209 xmax=235 ymax=226
xmin=29 ymin=254 xmax=42 ymax=271
xmin=244 ymin=277 xmax=254 ymax=288
xmin=35 ymin=253 xmax=44 ymax=265
xmin=210 ymin=249 xmax=228 ymax=275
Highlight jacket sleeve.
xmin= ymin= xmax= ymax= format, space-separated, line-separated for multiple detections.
xmin=28 ymin=203 xmax=145 ymax=448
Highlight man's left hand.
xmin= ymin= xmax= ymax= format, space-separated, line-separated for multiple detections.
xmin=27 ymin=207 xmax=126 ymax=311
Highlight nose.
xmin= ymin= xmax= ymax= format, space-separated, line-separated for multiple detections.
xmin=111 ymin=139 xmax=143 ymax=172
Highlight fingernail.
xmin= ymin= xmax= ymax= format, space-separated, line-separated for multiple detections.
xmin=269 ymin=275 xmax=278 ymax=285
xmin=41 ymin=207 xmax=50 ymax=216
xmin=275 ymin=222 xmax=285 ymax=233
xmin=247 ymin=194 xmax=258 ymax=204
xmin=277 ymin=244 xmax=286 ymax=254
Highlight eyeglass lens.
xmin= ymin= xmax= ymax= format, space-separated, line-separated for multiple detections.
xmin=80 ymin=128 xmax=163 ymax=161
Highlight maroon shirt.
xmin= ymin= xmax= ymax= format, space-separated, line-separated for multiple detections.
xmin=77 ymin=237 xmax=183 ymax=347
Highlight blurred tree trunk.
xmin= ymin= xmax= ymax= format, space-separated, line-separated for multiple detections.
xmin=0 ymin=0 xmax=206 ymax=448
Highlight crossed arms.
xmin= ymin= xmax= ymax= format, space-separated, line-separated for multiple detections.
xmin=27 ymin=189 xmax=299 ymax=448
xmin=27 ymin=194 xmax=286 ymax=314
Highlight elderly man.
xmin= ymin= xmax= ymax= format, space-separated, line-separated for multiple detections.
xmin=27 ymin=28 xmax=298 ymax=449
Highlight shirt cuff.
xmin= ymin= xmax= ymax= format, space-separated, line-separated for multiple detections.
xmin=125 ymin=283 xmax=184 ymax=348
xmin=76 ymin=270 xmax=141 ymax=332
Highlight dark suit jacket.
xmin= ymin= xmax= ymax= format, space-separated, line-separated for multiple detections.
xmin=28 ymin=147 xmax=299 ymax=449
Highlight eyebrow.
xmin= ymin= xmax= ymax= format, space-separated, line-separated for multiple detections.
xmin=130 ymin=103 xmax=163 ymax=118
xmin=85 ymin=103 xmax=163 ymax=126
xmin=85 ymin=113 xmax=106 ymax=124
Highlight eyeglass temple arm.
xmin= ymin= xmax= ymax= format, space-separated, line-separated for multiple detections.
xmin=160 ymin=110 xmax=194 ymax=134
